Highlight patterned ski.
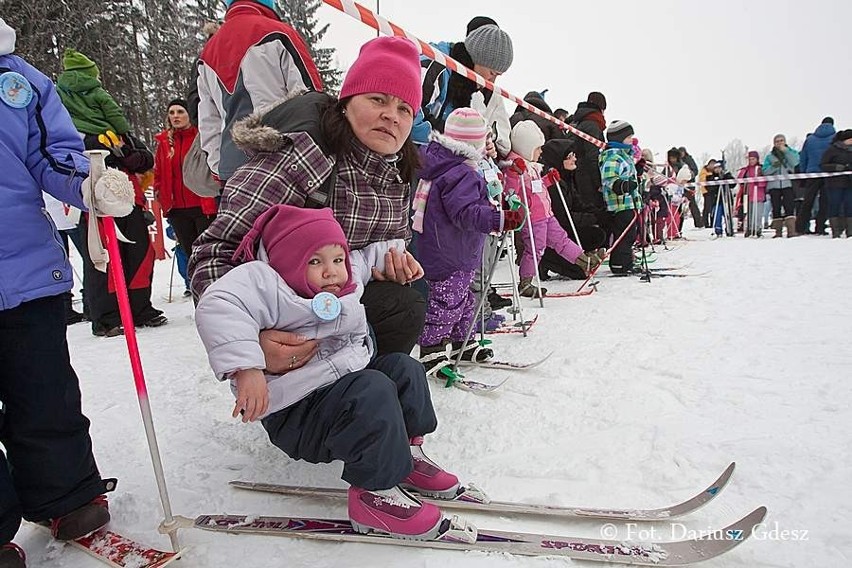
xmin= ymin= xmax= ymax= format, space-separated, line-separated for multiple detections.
xmin=34 ymin=526 xmax=180 ymax=568
xmin=425 ymin=362 xmax=509 ymax=394
xmin=176 ymin=505 xmax=767 ymax=565
xmin=457 ymin=351 xmax=552 ymax=370
xmin=229 ymin=462 xmax=735 ymax=522
xmin=485 ymin=315 xmax=538 ymax=334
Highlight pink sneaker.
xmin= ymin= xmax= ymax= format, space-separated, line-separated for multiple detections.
xmin=348 ymin=485 xmax=443 ymax=540
xmin=400 ymin=437 xmax=460 ymax=499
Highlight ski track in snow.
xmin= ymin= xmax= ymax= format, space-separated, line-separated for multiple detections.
xmin=15 ymin=230 xmax=852 ymax=567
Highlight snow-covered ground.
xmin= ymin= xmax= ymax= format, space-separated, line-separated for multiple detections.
xmin=15 ymin=228 xmax=852 ymax=567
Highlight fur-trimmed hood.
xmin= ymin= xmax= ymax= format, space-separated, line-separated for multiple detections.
xmin=419 ymin=131 xmax=483 ymax=180
xmin=230 ymin=89 xmax=334 ymax=154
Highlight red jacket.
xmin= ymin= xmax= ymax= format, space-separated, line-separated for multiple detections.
xmin=153 ymin=126 xmax=217 ymax=215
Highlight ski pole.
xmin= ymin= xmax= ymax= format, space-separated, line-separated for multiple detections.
xmin=85 ymin=150 xmax=181 ymax=552
xmin=553 ymin=180 xmax=583 ymax=251
xmin=517 ymin=176 xmax=545 ymax=307
xmin=574 ymin=210 xmax=638 ymax=294
xmin=167 ymin=250 xmax=176 ymax=303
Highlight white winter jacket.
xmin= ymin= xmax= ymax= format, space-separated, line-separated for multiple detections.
xmin=195 ymin=240 xmax=403 ymax=418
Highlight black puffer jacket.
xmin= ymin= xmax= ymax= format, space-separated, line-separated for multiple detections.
xmin=565 ymin=103 xmax=606 ymax=217
xmin=509 ymin=91 xmax=565 ymax=142
xmin=820 ymin=141 xmax=852 ymax=190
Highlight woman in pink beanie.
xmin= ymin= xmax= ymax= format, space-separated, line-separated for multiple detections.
xmin=191 ymin=36 xmax=428 ymax=372
xmin=195 ymin=204 xmax=476 ymax=543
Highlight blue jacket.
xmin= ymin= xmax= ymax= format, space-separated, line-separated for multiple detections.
xmin=799 ymin=123 xmax=836 ymax=173
xmin=412 ymin=41 xmax=453 ymax=145
xmin=1 ymin=32 xmax=90 ymax=310
xmin=762 ymin=146 xmax=799 ymax=190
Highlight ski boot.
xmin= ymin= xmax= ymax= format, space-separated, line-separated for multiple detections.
xmin=518 ymin=277 xmax=546 ymax=298
xmin=451 ymin=339 xmax=493 ymax=363
xmin=0 ymin=543 xmax=25 ymax=568
xmin=348 ymin=485 xmax=476 ymax=543
xmin=486 ymin=287 xmax=512 ymax=310
xmin=50 ymin=495 xmax=110 ymax=540
xmin=418 ymin=342 xmax=451 ymax=375
xmin=401 ymin=436 xmax=460 ymax=499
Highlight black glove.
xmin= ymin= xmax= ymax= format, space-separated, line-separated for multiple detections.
xmin=612 ymin=179 xmax=638 ymax=196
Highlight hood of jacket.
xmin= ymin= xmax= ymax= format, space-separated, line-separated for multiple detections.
xmin=0 ymin=18 xmax=15 ymax=55
xmin=813 ymin=122 xmax=836 ymax=140
xmin=230 ymin=89 xmax=335 ymax=154
xmin=514 ymin=91 xmax=552 ymax=116
xmin=56 ymin=70 xmax=102 ymax=93
xmin=540 ymin=138 xmax=577 ymax=171
xmin=572 ymin=102 xmax=601 ymax=123
xmin=418 ymin=132 xmax=480 ymax=180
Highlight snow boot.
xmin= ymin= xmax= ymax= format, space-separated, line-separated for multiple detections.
xmin=845 ymin=218 xmax=852 ymax=238
xmin=829 ymin=217 xmax=844 ymax=238
xmin=518 ymin=277 xmax=546 ymax=298
xmin=451 ymin=339 xmax=493 ymax=363
xmin=770 ymin=218 xmax=783 ymax=238
xmin=50 ymin=495 xmax=110 ymax=541
xmin=783 ymin=216 xmax=798 ymax=238
xmin=486 ymin=288 xmax=512 ymax=310
xmin=348 ymin=485 xmax=443 ymax=540
xmin=401 ymin=436 xmax=461 ymax=499
xmin=418 ymin=342 xmax=450 ymax=374
xmin=0 ymin=544 xmax=25 ymax=568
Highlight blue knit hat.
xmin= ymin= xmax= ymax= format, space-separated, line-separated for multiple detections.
xmin=225 ymin=0 xmax=277 ymax=11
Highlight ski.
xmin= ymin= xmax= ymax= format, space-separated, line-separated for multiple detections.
xmin=175 ymin=505 xmax=767 ymax=565
xmin=499 ymin=284 xmax=598 ymax=299
xmin=637 ymin=271 xmax=710 ymax=279
xmin=32 ymin=525 xmax=180 ymax=568
xmin=485 ymin=315 xmax=538 ymax=334
xmin=458 ymin=351 xmax=552 ymax=371
xmin=425 ymin=362 xmax=509 ymax=394
xmin=230 ymin=462 xmax=735 ymax=522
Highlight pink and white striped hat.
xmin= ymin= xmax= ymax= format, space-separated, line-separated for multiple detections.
xmin=444 ymin=107 xmax=487 ymax=153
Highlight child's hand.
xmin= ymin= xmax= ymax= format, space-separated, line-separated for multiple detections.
xmin=232 ymin=369 xmax=269 ymax=423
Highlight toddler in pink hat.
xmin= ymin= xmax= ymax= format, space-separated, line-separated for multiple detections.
xmin=194 ymin=204 xmax=476 ymax=543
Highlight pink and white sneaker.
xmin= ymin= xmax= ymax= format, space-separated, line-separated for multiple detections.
xmin=400 ymin=436 xmax=461 ymax=500
xmin=348 ymin=485 xmax=443 ymax=540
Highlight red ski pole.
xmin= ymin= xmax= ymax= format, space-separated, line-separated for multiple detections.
xmin=86 ymin=150 xmax=181 ymax=552
xmin=574 ymin=210 xmax=639 ymax=294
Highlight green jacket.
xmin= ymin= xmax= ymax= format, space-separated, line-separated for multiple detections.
xmin=599 ymin=143 xmax=641 ymax=213
xmin=56 ymin=70 xmax=130 ymax=135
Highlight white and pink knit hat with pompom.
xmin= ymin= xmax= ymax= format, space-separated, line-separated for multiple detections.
xmin=443 ymin=107 xmax=487 ymax=153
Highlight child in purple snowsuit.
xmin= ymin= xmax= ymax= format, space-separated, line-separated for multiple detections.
xmin=413 ymin=108 xmax=523 ymax=370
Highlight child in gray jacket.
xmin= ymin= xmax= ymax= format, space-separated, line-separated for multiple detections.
xmin=194 ymin=204 xmax=475 ymax=543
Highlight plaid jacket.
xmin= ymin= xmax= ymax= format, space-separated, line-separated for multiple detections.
xmin=189 ymin=131 xmax=411 ymax=297
xmin=599 ymin=144 xmax=640 ymax=213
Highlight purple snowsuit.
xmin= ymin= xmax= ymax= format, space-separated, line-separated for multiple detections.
xmin=416 ymin=134 xmax=501 ymax=347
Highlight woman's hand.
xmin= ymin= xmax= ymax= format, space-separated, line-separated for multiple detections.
xmin=232 ymin=368 xmax=269 ymax=423
xmin=259 ymin=330 xmax=318 ymax=374
xmin=371 ymin=248 xmax=424 ymax=285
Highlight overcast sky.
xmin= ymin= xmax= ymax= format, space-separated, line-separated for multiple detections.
xmin=316 ymin=0 xmax=851 ymax=162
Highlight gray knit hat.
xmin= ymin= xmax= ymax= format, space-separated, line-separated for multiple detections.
xmin=606 ymin=120 xmax=635 ymax=143
xmin=464 ymin=24 xmax=513 ymax=74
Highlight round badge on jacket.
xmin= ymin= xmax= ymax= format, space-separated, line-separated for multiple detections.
xmin=311 ymin=292 xmax=342 ymax=321
xmin=0 ymin=72 xmax=34 ymax=109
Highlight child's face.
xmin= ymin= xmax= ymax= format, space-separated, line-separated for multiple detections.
xmin=532 ymin=146 xmax=543 ymax=162
xmin=306 ymin=244 xmax=348 ymax=295
xmin=748 ymin=156 xmax=758 ymax=166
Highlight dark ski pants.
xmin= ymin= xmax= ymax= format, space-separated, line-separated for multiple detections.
xmin=261 ymin=353 xmax=437 ymax=491
xmin=769 ymin=188 xmax=796 ymax=218
xmin=166 ymin=207 xmax=214 ymax=257
xmin=361 ymin=282 xmax=426 ymax=356
xmin=826 ymin=187 xmax=852 ymax=217
xmin=797 ymin=178 xmax=828 ymax=233
xmin=0 ymin=295 xmax=108 ymax=544
xmin=609 ymin=210 xmax=637 ymax=271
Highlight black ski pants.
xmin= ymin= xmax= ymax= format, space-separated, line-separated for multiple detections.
xmin=261 ymin=353 xmax=437 ymax=490
xmin=769 ymin=187 xmax=796 ymax=219
xmin=0 ymin=295 xmax=109 ymax=544
xmin=166 ymin=206 xmax=214 ymax=257
xmin=796 ymin=178 xmax=828 ymax=233
xmin=361 ymin=281 xmax=425 ymax=356
xmin=609 ymin=210 xmax=638 ymax=271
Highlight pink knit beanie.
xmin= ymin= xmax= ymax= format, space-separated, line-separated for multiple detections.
xmin=443 ymin=107 xmax=487 ymax=153
xmin=232 ymin=205 xmax=356 ymax=299
xmin=339 ymin=36 xmax=422 ymax=110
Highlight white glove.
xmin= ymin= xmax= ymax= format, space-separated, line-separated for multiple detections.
xmin=82 ymin=168 xmax=135 ymax=218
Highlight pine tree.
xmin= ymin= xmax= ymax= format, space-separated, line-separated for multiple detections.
xmin=280 ymin=0 xmax=342 ymax=93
